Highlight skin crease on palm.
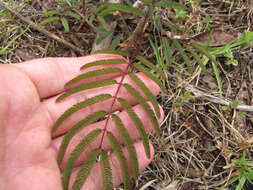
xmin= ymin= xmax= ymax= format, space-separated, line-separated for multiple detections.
xmin=0 ymin=54 xmax=164 ymax=190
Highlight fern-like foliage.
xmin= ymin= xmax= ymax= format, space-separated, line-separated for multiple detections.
xmin=53 ymin=53 xmax=164 ymax=189
xmin=52 ymin=1 xmax=170 ymax=189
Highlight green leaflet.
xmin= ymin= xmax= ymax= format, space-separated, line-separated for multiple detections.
xmin=80 ymin=59 xmax=126 ymax=70
xmin=140 ymin=0 xmax=152 ymax=5
xmin=42 ymin=9 xmax=63 ymax=17
xmin=155 ymin=1 xmax=187 ymax=9
xmin=132 ymin=63 xmax=166 ymax=92
xmin=107 ymin=131 xmax=132 ymax=190
xmin=62 ymin=129 xmax=102 ymax=190
xmin=96 ymin=30 xmax=113 ymax=45
xmin=111 ymin=114 xmax=139 ymax=179
xmin=56 ymin=79 xmax=117 ymax=102
xmin=53 ymin=94 xmax=112 ymax=132
xmin=123 ymin=83 xmax=160 ymax=134
xmin=129 ymin=73 xmax=161 ymax=118
xmin=64 ymin=11 xmax=81 ymax=20
xmin=72 ymin=149 xmax=100 ymax=190
xmin=187 ymin=46 xmax=207 ymax=73
xmin=61 ymin=18 xmax=69 ymax=32
xmin=98 ymin=8 xmax=118 ymax=17
xmin=192 ymin=43 xmax=217 ymax=63
xmin=117 ymin=98 xmax=150 ymax=158
xmin=192 ymin=43 xmax=222 ymax=92
xmin=136 ymin=56 xmax=166 ymax=78
xmin=94 ymin=49 xmax=130 ymax=56
xmin=162 ymin=37 xmax=174 ymax=68
xmin=101 ymin=3 xmax=144 ymax=16
xmin=101 ymin=151 xmax=113 ymax=190
xmin=57 ymin=111 xmax=107 ymax=165
xmin=65 ymin=68 xmax=123 ymax=87
xmin=38 ymin=17 xmax=61 ymax=26
xmin=172 ymin=39 xmax=193 ymax=73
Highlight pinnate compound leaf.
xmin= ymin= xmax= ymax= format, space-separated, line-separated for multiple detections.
xmin=132 ymin=63 xmax=166 ymax=91
xmin=62 ymin=129 xmax=102 ymax=190
xmin=57 ymin=111 xmax=107 ymax=165
xmin=72 ymin=149 xmax=100 ymax=190
xmin=123 ymin=83 xmax=160 ymax=134
xmin=65 ymin=68 xmax=123 ymax=87
xmin=111 ymin=114 xmax=139 ymax=179
xmin=107 ymin=131 xmax=132 ymax=190
xmin=136 ymin=56 xmax=166 ymax=78
xmin=117 ymin=98 xmax=150 ymax=158
xmin=80 ymin=58 xmax=126 ymax=70
xmin=129 ymin=73 xmax=161 ymax=118
xmin=101 ymin=151 xmax=113 ymax=190
xmin=56 ymin=79 xmax=117 ymax=102
xmin=53 ymin=94 xmax=112 ymax=132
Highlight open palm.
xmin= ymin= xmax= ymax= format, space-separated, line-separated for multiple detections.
xmin=0 ymin=54 xmax=163 ymax=190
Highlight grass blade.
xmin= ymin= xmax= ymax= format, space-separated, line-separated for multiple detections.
xmin=61 ymin=18 xmax=69 ymax=32
xmin=188 ymin=46 xmax=207 ymax=73
xmin=136 ymin=56 xmax=166 ymax=78
xmin=172 ymin=39 xmax=193 ymax=73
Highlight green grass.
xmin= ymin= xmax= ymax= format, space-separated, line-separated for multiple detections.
xmin=220 ymin=154 xmax=253 ymax=190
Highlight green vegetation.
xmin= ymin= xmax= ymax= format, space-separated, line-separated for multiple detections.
xmin=221 ymin=154 xmax=253 ymax=190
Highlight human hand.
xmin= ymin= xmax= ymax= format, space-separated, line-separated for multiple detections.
xmin=0 ymin=54 xmax=164 ymax=190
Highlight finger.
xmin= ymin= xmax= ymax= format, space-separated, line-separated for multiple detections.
xmin=44 ymin=72 xmax=161 ymax=137
xmin=68 ymin=141 xmax=154 ymax=190
xmin=14 ymin=54 xmax=127 ymax=99
xmin=52 ymin=102 xmax=164 ymax=167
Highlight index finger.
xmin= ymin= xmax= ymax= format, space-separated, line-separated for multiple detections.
xmin=14 ymin=54 xmax=127 ymax=99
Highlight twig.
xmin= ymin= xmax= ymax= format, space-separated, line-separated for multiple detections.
xmin=186 ymin=85 xmax=253 ymax=112
xmin=0 ymin=1 xmax=84 ymax=54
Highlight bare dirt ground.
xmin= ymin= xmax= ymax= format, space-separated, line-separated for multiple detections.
xmin=1 ymin=0 xmax=253 ymax=189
